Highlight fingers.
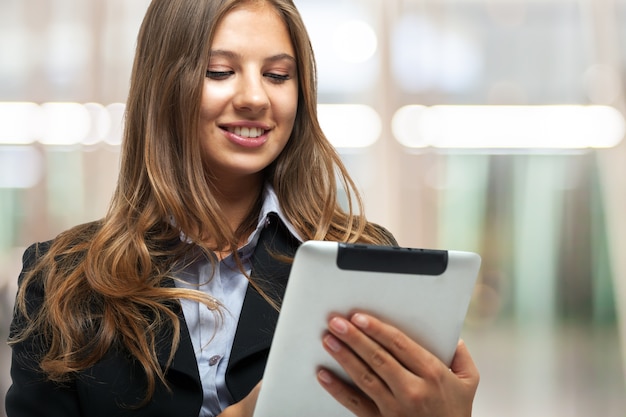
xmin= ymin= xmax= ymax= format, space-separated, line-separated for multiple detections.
xmin=318 ymin=313 xmax=479 ymax=417
xmin=321 ymin=315 xmax=421 ymax=410
xmin=248 ymin=381 xmax=262 ymax=402
xmin=347 ymin=313 xmax=449 ymax=379
xmin=240 ymin=381 xmax=262 ymax=416
xmin=450 ymin=340 xmax=480 ymax=387
xmin=321 ymin=320 xmax=397 ymax=404
xmin=218 ymin=381 xmax=261 ymax=417
xmin=316 ymin=368 xmax=379 ymax=417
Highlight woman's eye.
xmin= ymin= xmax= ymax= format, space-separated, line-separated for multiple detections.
xmin=206 ymin=70 xmax=233 ymax=80
xmin=265 ymin=73 xmax=291 ymax=83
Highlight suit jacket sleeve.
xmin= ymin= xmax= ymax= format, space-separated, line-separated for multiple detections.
xmin=5 ymin=242 xmax=83 ymax=417
xmin=5 ymin=241 xmax=204 ymax=417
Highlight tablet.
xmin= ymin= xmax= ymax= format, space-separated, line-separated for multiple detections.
xmin=252 ymin=240 xmax=481 ymax=417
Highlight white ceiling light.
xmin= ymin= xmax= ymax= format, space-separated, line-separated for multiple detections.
xmin=0 ymin=102 xmax=42 ymax=145
xmin=104 ymin=103 xmax=126 ymax=146
xmin=318 ymin=104 xmax=381 ymax=148
xmin=39 ymin=102 xmax=91 ymax=146
xmin=392 ymin=105 xmax=625 ymax=150
xmin=82 ymin=103 xmax=112 ymax=146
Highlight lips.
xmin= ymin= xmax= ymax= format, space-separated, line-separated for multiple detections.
xmin=225 ymin=126 xmax=266 ymax=138
xmin=222 ymin=124 xmax=270 ymax=148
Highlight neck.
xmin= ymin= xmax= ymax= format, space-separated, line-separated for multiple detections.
xmin=210 ymin=174 xmax=265 ymax=234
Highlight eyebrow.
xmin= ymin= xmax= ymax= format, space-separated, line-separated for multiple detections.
xmin=209 ymin=49 xmax=296 ymax=64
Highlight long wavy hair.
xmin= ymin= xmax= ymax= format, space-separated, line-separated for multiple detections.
xmin=11 ymin=0 xmax=395 ymax=405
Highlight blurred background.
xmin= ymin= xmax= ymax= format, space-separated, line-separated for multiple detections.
xmin=1 ymin=0 xmax=626 ymax=415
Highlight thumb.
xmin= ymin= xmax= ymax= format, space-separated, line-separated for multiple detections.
xmin=450 ymin=339 xmax=480 ymax=383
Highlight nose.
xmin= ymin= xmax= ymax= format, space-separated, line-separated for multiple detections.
xmin=233 ymin=72 xmax=270 ymax=113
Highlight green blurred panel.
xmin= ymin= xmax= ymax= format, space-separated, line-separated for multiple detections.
xmin=0 ymin=189 xmax=16 ymax=250
xmin=511 ymin=156 xmax=566 ymax=325
xmin=439 ymin=154 xmax=489 ymax=253
xmin=591 ymin=159 xmax=617 ymax=324
xmin=45 ymin=149 xmax=85 ymax=233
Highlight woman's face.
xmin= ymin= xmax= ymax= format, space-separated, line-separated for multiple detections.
xmin=199 ymin=2 xmax=298 ymax=184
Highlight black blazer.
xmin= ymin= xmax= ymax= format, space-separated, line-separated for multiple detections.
xmin=5 ymin=214 xmax=300 ymax=417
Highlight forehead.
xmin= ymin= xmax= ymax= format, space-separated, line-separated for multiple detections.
xmin=210 ymin=3 xmax=295 ymax=54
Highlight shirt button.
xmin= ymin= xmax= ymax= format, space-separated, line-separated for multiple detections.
xmin=208 ymin=355 xmax=222 ymax=366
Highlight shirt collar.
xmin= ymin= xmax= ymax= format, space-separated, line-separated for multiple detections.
xmin=175 ymin=183 xmax=303 ymax=248
xmin=256 ymin=183 xmax=304 ymax=243
xmin=196 ymin=183 xmax=304 ymax=264
xmin=213 ymin=184 xmax=301 ymax=264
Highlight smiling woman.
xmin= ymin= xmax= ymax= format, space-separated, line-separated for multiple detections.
xmin=4 ymin=1 xmax=478 ymax=417
xmin=3 ymin=0 xmax=626 ymax=417
xmin=199 ymin=3 xmax=298 ymax=184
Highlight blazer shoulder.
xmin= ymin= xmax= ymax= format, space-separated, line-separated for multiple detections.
xmin=20 ymin=220 xmax=103 ymax=272
xmin=370 ymin=223 xmax=398 ymax=246
xmin=21 ymin=240 xmax=53 ymax=270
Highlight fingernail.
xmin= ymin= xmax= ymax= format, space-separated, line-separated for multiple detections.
xmin=318 ymin=369 xmax=333 ymax=385
xmin=324 ymin=334 xmax=342 ymax=352
xmin=351 ymin=313 xmax=369 ymax=329
xmin=329 ymin=317 xmax=348 ymax=334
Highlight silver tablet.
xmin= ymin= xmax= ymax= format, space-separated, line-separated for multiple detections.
xmin=253 ymin=240 xmax=481 ymax=417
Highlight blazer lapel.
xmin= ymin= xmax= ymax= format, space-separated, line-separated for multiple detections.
xmin=157 ymin=280 xmax=202 ymax=390
xmin=157 ymin=214 xmax=301 ymax=402
xmin=166 ymin=307 xmax=202 ymax=385
xmin=225 ymin=213 xmax=300 ymax=401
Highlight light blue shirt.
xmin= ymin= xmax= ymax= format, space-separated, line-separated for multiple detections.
xmin=175 ymin=185 xmax=302 ymax=417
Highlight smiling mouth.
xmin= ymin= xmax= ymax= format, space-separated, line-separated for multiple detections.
xmin=225 ymin=126 xmax=266 ymax=138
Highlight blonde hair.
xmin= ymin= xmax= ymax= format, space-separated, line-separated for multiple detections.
xmin=11 ymin=0 xmax=395 ymax=405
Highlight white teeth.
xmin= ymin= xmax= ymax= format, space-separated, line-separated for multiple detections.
xmin=228 ymin=126 xmax=264 ymax=138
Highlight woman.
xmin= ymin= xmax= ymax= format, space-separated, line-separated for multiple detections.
xmin=6 ymin=1 xmax=479 ymax=416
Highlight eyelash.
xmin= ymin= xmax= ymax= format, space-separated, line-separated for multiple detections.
xmin=205 ymin=70 xmax=291 ymax=83
xmin=206 ymin=70 xmax=233 ymax=80
xmin=265 ymin=73 xmax=291 ymax=83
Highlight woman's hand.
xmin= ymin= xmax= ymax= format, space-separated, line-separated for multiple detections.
xmin=317 ymin=313 xmax=479 ymax=417
xmin=218 ymin=382 xmax=261 ymax=417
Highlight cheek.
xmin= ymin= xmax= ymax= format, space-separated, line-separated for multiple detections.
xmin=277 ymin=89 xmax=299 ymax=129
xmin=200 ymin=84 xmax=230 ymax=120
